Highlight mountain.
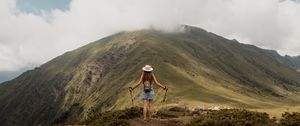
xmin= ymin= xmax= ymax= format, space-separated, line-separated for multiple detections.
xmin=0 ymin=65 xmax=36 ymax=83
xmin=264 ymin=50 xmax=300 ymax=72
xmin=0 ymin=25 xmax=300 ymax=126
xmin=280 ymin=55 xmax=300 ymax=72
xmin=0 ymin=71 xmax=20 ymax=83
xmin=278 ymin=55 xmax=300 ymax=72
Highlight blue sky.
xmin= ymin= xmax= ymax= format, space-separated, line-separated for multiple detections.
xmin=16 ymin=0 xmax=71 ymax=14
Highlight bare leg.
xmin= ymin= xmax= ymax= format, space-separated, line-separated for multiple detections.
xmin=143 ymin=100 xmax=148 ymax=121
xmin=147 ymin=100 xmax=152 ymax=120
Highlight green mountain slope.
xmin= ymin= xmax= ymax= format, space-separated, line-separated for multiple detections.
xmin=289 ymin=56 xmax=300 ymax=71
xmin=0 ymin=25 xmax=300 ymax=126
xmin=263 ymin=49 xmax=300 ymax=71
xmin=281 ymin=55 xmax=300 ymax=71
xmin=0 ymin=65 xmax=35 ymax=83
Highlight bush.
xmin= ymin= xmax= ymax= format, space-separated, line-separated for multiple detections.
xmin=52 ymin=103 xmax=84 ymax=125
xmin=153 ymin=106 xmax=189 ymax=119
xmin=280 ymin=112 xmax=300 ymax=126
xmin=186 ymin=109 xmax=277 ymax=126
xmin=85 ymin=106 xmax=143 ymax=126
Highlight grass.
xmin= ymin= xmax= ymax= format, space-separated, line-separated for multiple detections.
xmin=186 ymin=109 xmax=277 ymax=126
xmin=58 ymin=106 xmax=300 ymax=126
xmin=78 ymin=107 xmax=143 ymax=126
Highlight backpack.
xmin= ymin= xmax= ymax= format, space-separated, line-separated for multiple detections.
xmin=143 ymin=81 xmax=152 ymax=92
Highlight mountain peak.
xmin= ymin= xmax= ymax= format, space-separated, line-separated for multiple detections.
xmin=182 ymin=24 xmax=208 ymax=33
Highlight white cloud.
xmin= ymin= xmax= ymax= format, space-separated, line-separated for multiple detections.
xmin=0 ymin=0 xmax=300 ymax=71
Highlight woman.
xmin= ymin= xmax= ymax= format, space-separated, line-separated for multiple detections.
xmin=129 ymin=65 xmax=167 ymax=122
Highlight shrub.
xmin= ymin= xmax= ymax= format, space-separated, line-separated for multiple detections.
xmin=52 ymin=103 xmax=84 ymax=125
xmin=153 ymin=106 xmax=189 ymax=119
xmin=186 ymin=109 xmax=277 ymax=126
xmin=280 ymin=112 xmax=300 ymax=126
xmin=85 ymin=106 xmax=143 ymax=126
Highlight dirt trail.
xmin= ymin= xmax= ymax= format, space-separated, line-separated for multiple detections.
xmin=130 ymin=118 xmax=183 ymax=126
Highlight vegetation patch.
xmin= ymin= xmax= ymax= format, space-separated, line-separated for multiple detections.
xmin=81 ymin=106 xmax=143 ymax=126
xmin=186 ymin=109 xmax=277 ymax=126
xmin=53 ymin=103 xmax=84 ymax=125
xmin=59 ymin=107 xmax=300 ymax=126
xmin=280 ymin=112 xmax=300 ymax=126
xmin=153 ymin=106 xmax=189 ymax=119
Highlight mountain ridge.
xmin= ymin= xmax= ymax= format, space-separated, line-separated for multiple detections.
xmin=0 ymin=64 xmax=36 ymax=83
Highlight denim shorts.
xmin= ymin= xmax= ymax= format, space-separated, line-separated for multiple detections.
xmin=141 ymin=88 xmax=155 ymax=100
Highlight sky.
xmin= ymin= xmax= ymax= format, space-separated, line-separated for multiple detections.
xmin=15 ymin=0 xmax=70 ymax=16
xmin=0 ymin=0 xmax=300 ymax=71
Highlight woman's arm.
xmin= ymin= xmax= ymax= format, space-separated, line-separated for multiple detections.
xmin=152 ymin=73 xmax=167 ymax=89
xmin=131 ymin=72 xmax=144 ymax=90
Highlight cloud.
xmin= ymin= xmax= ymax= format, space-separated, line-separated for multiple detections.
xmin=0 ymin=0 xmax=300 ymax=71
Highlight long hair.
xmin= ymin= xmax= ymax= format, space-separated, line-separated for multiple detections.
xmin=142 ymin=71 xmax=153 ymax=83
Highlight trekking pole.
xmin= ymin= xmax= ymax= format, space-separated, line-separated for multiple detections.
xmin=129 ymin=87 xmax=134 ymax=107
xmin=162 ymin=88 xmax=168 ymax=103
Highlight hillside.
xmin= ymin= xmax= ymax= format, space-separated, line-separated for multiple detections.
xmin=264 ymin=50 xmax=300 ymax=72
xmin=0 ymin=71 xmax=21 ymax=83
xmin=281 ymin=56 xmax=300 ymax=71
xmin=0 ymin=65 xmax=35 ymax=83
xmin=0 ymin=25 xmax=300 ymax=126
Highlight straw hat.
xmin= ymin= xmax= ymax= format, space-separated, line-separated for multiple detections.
xmin=142 ymin=65 xmax=153 ymax=72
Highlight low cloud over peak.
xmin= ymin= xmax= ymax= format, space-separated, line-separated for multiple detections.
xmin=0 ymin=0 xmax=299 ymax=71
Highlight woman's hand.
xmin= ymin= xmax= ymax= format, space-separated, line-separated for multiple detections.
xmin=162 ymin=86 xmax=167 ymax=90
xmin=129 ymin=86 xmax=134 ymax=91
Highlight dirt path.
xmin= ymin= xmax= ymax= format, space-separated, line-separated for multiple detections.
xmin=130 ymin=118 xmax=183 ymax=126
